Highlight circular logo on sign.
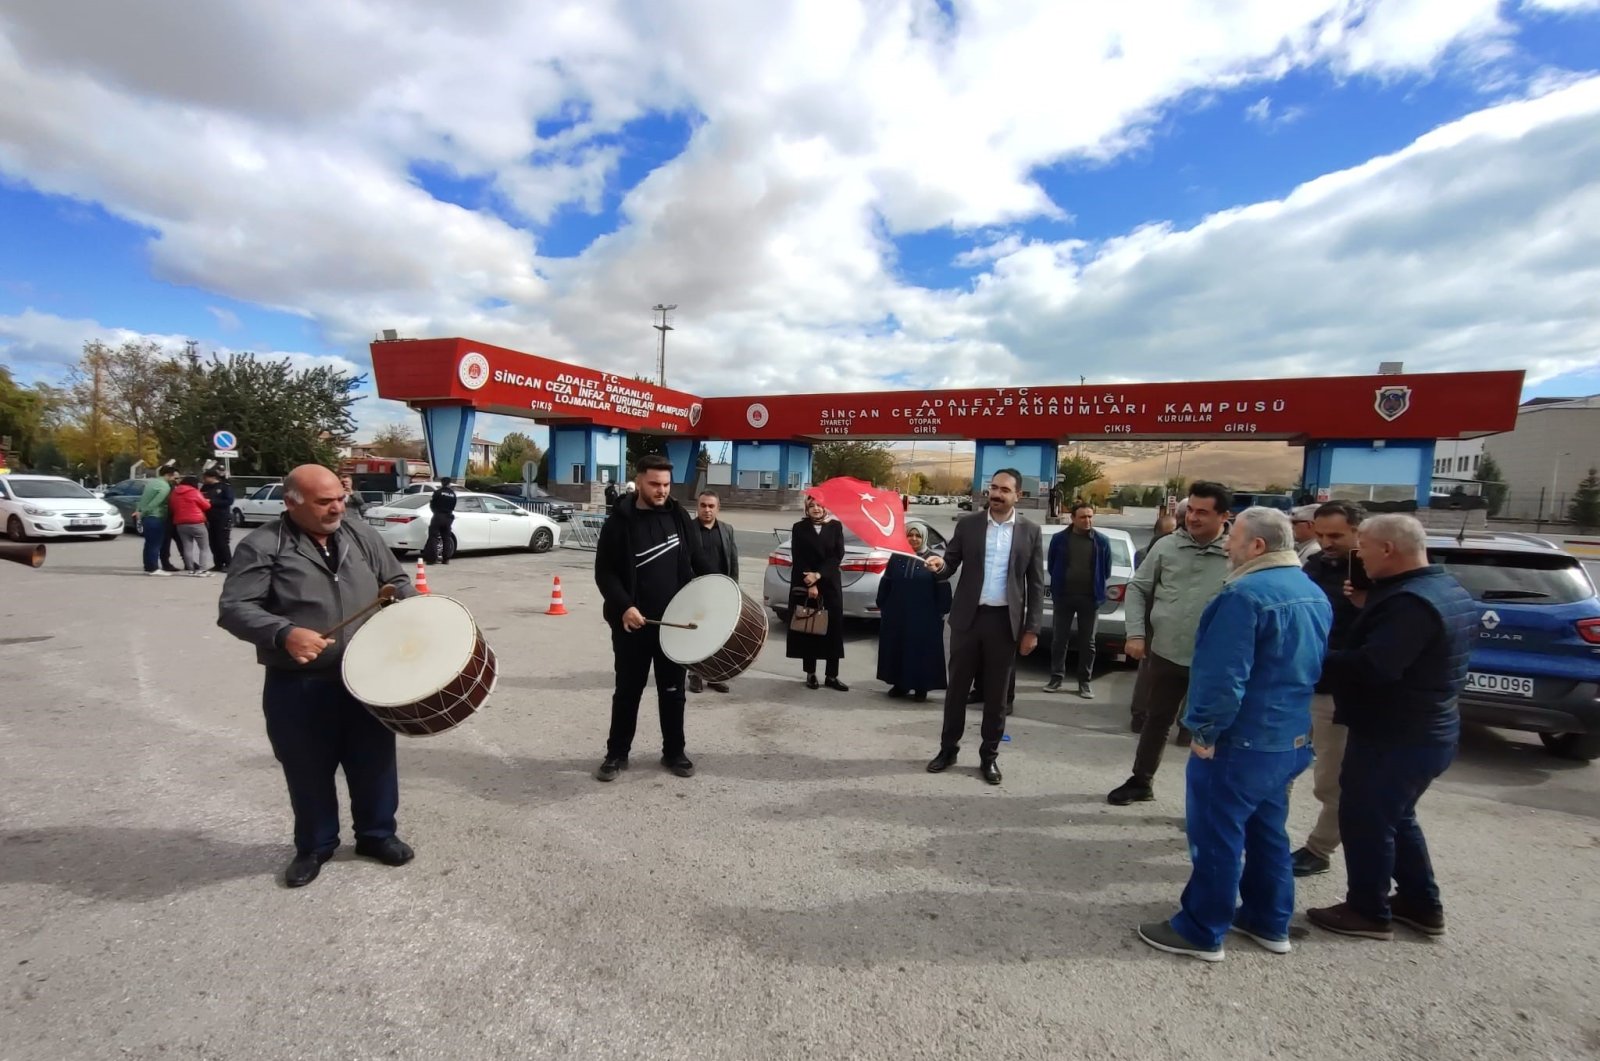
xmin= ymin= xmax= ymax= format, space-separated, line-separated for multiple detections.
xmin=746 ymin=402 xmax=769 ymax=429
xmin=457 ymin=352 xmax=490 ymax=391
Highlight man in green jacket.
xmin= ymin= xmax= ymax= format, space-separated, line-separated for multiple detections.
xmin=136 ymin=467 xmax=178 ymax=575
xmin=1108 ymin=481 xmax=1232 ymax=805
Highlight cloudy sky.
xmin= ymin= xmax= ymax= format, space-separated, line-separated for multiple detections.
xmin=2 ymin=0 xmax=1599 ymax=442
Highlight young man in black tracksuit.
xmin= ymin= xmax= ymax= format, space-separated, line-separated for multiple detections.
xmin=593 ymin=454 xmax=711 ymax=782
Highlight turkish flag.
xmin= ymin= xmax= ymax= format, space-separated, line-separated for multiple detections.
xmin=805 ymin=477 xmax=914 ymax=554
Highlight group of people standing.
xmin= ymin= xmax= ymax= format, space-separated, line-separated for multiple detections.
xmin=136 ymin=463 xmax=235 ymax=576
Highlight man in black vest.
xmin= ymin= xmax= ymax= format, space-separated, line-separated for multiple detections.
xmin=1307 ymin=514 xmax=1475 ymax=941
xmin=425 ymin=477 xmax=457 ymax=564
xmin=688 ymin=490 xmax=739 ymax=694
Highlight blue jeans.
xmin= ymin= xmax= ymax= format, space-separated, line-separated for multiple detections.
xmin=1338 ymin=736 xmax=1455 ymax=920
xmin=140 ymin=515 xmax=165 ymax=572
xmin=1172 ymin=743 xmax=1314 ymax=950
xmin=262 ymin=669 xmax=399 ymax=857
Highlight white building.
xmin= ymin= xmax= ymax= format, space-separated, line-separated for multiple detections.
xmin=1481 ymin=395 xmax=1600 ymax=521
xmin=1429 ymin=436 xmax=1485 ymax=497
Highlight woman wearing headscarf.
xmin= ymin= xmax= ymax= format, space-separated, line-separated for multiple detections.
xmin=786 ymin=495 xmax=848 ymax=690
xmin=875 ymin=524 xmax=950 ymax=702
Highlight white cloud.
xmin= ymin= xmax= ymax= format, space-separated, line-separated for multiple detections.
xmin=206 ymin=306 xmax=242 ymax=331
xmin=0 ymin=0 xmax=1594 ymax=412
xmin=1245 ymin=96 xmax=1308 ymax=127
xmin=1522 ymin=0 xmax=1600 ymax=12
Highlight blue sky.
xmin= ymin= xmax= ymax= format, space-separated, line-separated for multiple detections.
xmin=2 ymin=1 xmax=1599 ymax=442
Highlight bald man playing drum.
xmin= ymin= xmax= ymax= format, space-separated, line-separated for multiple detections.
xmin=219 ymin=464 xmax=416 ymax=888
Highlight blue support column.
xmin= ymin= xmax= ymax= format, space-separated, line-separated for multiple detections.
xmin=664 ymin=438 xmax=702 ymax=485
xmin=1299 ymin=440 xmax=1435 ymax=506
xmin=419 ymin=406 xmax=476 ymax=481
xmin=732 ymin=441 xmax=781 ymax=489
xmin=549 ymin=425 xmax=610 ymax=485
xmin=975 ymin=439 xmax=1056 ymax=497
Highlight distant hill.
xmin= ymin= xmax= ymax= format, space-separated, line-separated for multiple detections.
xmin=897 ymin=440 xmax=1302 ymax=491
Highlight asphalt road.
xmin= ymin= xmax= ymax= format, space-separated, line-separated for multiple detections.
xmin=3 ymin=532 xmax=1598 ymax=1060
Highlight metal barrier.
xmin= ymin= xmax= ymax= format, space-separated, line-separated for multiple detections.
xmin=563 ymin=512 xmax=608 ymax=550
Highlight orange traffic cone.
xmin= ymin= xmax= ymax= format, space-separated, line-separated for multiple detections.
xmin=414 ymin=558 xmax=431 ymax=595
xmin=545 ymin=575 xmax=568 ymax=616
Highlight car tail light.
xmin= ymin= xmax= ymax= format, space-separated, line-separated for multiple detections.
xmin=384 ymin=515 xmax=417 ymax=524
xmin=1107 ymin=583 xmax=1127 ymax=602
xmin=1578 ymin=618 xmax=1600 ymax=645
xmin=841 ymin=551 xmax=891 ymax=574
xmin=768 ymin=553 xmax=792 ymax=567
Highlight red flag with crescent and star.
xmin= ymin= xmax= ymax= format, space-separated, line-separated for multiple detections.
xmin=805 ymin=477 xmax=914 ymax=554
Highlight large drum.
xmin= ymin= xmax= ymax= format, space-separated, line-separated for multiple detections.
xmin=341 ymin=594 xmax=497 ymax=737
xmin=658 ymin=574 xmax=768 ymax=683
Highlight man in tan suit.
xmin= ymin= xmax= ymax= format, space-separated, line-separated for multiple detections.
xmin=924 ymin=469 xmax=1045 ymax=785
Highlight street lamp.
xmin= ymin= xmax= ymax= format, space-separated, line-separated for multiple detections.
xmin=652 ymin=304 xmax=677 ymax=385
xmin=1552 ymin=451 xmax=1573 ymax=521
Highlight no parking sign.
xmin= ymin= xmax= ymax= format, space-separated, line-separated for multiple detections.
xmin=213 ymin=430 xmax=239 ymax=459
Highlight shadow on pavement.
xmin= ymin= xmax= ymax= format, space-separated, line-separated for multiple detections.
xmin=0 ymin=826 xmax=278 ymax=901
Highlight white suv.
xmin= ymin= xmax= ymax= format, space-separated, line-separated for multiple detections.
xmin=0 ymin=475 xmax=125 ymax=541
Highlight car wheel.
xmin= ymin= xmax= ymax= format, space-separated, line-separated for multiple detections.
xmin=1538 ymin=732 xmax=1600 ymax=762
xmin=772 ymin=607 xmax=790 ymax=623
xmin=528 ymin=527 xmax=555 ymax=553
xmin=232 ymin=508 xmax=246 ymax=527
xmin=5 ymin=516 xmax=27 ymax=543
xmin=392 ymin=549 xmax=410 ymax=560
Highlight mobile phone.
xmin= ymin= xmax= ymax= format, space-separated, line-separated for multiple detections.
xmin=1348 ymin=552 xmax=1372 ymax=591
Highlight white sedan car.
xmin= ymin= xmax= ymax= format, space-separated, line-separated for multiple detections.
xmin=0 ymin=474 xmax=125 ymax=541
xmin=363 ymin=491 xmax=561 ymax=557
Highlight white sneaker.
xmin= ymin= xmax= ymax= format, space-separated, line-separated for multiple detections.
xmin=147 ymin=569 xmax=171 ymax=577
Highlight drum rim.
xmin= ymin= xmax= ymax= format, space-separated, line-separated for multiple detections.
xmin=341 ymin=594 xmax=481 ymax=708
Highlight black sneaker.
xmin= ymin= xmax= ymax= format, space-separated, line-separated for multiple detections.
xmin=1107 ymin=776 xmax=1154 ymax=805
xmin=1042 ymin=677 xmax=1064 ymax=693
xmin=1291 ymin=846 xmax=1332 ymax=877
xmin=594 ymin=757 xmax=629 ymax=782
xmin=1389 ymin=894 xmax=1446 ymax=936
xmin=662 ymin=753 xmax=695 ymax=778
xmin=1077 ymin=682 xmax=1095 ymax=700
xmin=688 ymin=673 xmax=704 ymax=694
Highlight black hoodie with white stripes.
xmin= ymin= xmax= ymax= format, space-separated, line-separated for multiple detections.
xmin=594 ymin=493 xmax=708 ymax=627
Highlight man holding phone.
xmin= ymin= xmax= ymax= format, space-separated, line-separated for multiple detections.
xmin=1290 ymin=500 xmax=1366 ymax=876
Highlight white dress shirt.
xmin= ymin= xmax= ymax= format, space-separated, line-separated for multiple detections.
xmin=979 ymin=509 xmax=1016 ymax=606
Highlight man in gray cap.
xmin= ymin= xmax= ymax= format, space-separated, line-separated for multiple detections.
xmin=1290 ymin=505 xmax=1322 ymax=563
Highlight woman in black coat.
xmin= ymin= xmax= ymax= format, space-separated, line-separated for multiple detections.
xmin=875 ymin=524 xmax=950 ymax=702
xmin=786 ymin=496 xmax=848 ymax=691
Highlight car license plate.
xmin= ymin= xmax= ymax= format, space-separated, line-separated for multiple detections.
xmin=69 ymin=519 xmax=98 ymax=528
xmin=1466 ymin=672 xmax=1535 ymax=698
xmin=367 ymin=518 xmax=388 ymax=528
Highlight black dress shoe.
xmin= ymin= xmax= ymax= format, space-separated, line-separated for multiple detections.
xmin=886 ymin=686 xmax=908 ymax=698
xmin=354 ymin=836 xmax=414 ymax=866
xmin=662 ymin=753 xmax=696 ymax=778
xmin=284 ymin=850 xmax=331 ymax=888
xmin=706 ymin=681 xmax=729 ymax=694
xmin=1107 ymin=776 xmax=1155 ymax=805
xmin=911 ymin=691 xmax=928 ymax=703
xmin=824 ymin=677 xmax=849 ymax=692
xmin=926 ymin=749 xmax=958 ymax=773
xmin=595 ymin=756 xmax=629 ymax=782
xmin=688 ymin=673 xmax=704 ymax=693
xmin=805 ymin=673 xmax=820 ymax=690
xmin=981 ymin=759 xmax=1003 ymax=785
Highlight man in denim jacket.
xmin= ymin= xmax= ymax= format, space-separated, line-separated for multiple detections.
xmin=1138 ymin=507 xmax=1332 ymax=962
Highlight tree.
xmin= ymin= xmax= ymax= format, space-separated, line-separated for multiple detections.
xmin=626 ymin=432 xmax=667 ymax=478
xmin=812 ymin=440 xmax=896 ymax=485
xmin=1476 ymin=452 xmax=1509 ymax=517
xmin=0 ymin=366 xmax=52 ymax=466
xmin=1569 ymin=468 xmax=1600 ymax=532
xmin=69 ymin=340 xmax=180 ymax=465
xmin=1057 ymin=453 xmax=1104 ymax=503
xmin=156 ymin=351 xmax=363 ymax=474
xmin=368 ymin=424 xmax=424 ymax=459
xmin=493 ymin=431 xmax=543 ymax=483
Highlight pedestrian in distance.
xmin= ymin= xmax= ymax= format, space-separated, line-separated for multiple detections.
xmin=340 ymin=474 xmax=367 ymax=517
xmin=924 ymin=468 xmax=1045 ymax=786
xmin=217 ymin=464 xmax=417 ymax=888
xmin=688 ymin=490 xmax=739 ymax=694
xmin=593 ymin=454 xmax=713 ymax=782
xmin=170 ymin=474 xmax=214 ymax=576
xmin=1108 ymin=482 xmax=1232 ymax=805
xmin=1307 ymin=514 xmax=1475 ymax=942
xmin=425 ymin=477 xmax=457 ymax=564
xmin=1290 ymin=504 xmax=1322 ymax=562
xmin=201 ymin=468 xmax=235 ymax=571
xmin=1136 ymin=507 xmax=1330 ymax=962
xmin=787 ymin=495 xmax=848 ymax=691
xmin=875 ymin=524 xmax=951 ymax=703
xmin=1043 ymin=502 xmax=1112 ymax=699
xmin=136 ymin=466 xmax=179 ymax=576
xmin=1290 ymin=500 xmax=1366 ymax=878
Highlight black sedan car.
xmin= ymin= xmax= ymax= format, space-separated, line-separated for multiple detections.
xmin=487 ymin=483 xmax=575 ymax=521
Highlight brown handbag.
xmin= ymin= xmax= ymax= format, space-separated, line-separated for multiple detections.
xmin=790 ymin=603 xmax=829 ymax=637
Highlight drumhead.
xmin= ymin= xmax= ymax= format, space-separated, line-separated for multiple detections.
xmin=341 ymin=595 xmax=479 ymax=708
xmin=659 ymin=575 xmax=744 ymax=664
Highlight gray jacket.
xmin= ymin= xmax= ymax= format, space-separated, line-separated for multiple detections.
xmin=938 ymin=510 xmax=1045 ymax=641
xmin=218 ymin=515 xmax=414 ymax=674
xmin=1124 ymin=527 xmax=1229 ymax=668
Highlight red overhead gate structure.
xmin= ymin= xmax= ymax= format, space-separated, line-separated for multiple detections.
xmin=370 ymin=337 xmax=1524 ymax=508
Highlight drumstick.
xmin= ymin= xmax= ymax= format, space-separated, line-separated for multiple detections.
xmin=645 ymin=619 xmax=699 ymax=630
xmin=320 ymin=585 xmax=397 ymax=638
